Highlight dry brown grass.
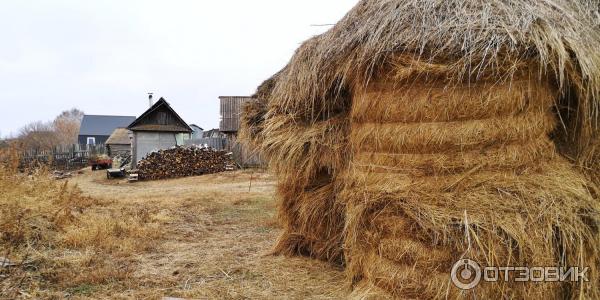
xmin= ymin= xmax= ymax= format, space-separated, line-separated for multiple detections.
xmin=0 ymin=160 xmax=165 ymax=298
xmin=0 ymin=162 xmax=346 ymax=299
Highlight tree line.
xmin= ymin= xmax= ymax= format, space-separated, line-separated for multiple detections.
xmin=0 ymin=108 xmax=84 ymax=150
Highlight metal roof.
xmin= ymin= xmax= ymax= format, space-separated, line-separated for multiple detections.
xmin=79 ymin=115 xmax=137 ymax=136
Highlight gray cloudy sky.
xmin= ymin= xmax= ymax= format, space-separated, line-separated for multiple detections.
xmin=0 ymin=0 xmax=358 ymax=137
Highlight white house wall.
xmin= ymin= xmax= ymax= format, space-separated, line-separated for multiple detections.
xmin=134 ymin=132 xmax=177 ymax=165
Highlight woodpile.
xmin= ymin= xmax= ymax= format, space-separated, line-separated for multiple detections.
xmin=137 ymin=146 xmax=235 ymax=180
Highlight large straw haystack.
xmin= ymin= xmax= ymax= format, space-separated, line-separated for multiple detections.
xmin=241 ymin=0 xmax=600 ymax=298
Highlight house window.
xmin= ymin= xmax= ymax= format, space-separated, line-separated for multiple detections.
xmin=87 ymin=137 xmax=96 ymax=145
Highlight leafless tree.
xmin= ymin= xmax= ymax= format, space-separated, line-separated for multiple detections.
xmin=17 ymin=121 xmax=57 ymax=150
xmin=15 ymin=108 xmax=84 ymax=150
xmin=53 ymin=108 xmax=84 ymax=145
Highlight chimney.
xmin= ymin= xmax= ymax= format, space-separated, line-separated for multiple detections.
xmin=148 ymin=92 xmax=154 ymax=107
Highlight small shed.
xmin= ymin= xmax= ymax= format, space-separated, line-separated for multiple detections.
xmin=127 ymin=98 xmax=192 ymax=167
xmin=219 ymin=96 xmax=263 ymax=167
xmin=105 ymin=128 xmax=132 ymax=157
xmin=219 ymin=96 xmax=254 ymax=134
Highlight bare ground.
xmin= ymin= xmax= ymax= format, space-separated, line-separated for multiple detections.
xmin=64 ymin=169 xmax=347 ymax=299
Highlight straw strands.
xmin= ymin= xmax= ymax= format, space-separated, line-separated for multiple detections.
xmin=342 ymin=70 xmax=599 ymax=298
xmin=241 ymin=0 xmax=600 ymax=298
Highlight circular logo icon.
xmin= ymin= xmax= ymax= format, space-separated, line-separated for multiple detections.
xmin=451 ymin=259 xmax=482 ymax=290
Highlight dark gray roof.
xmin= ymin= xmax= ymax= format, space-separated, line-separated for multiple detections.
xmin=79 ymin=115 xmax=136 ymax=136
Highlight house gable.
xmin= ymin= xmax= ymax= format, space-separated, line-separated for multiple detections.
xmin=128 ymin=98 xmax=192 ymax=133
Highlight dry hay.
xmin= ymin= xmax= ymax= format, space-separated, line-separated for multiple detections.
xmin=241 ymin=71 xmax=350 ymax=264
xmin=343 ymin=68 xmax=599 ymax=299
xmin=240 ymin=0 xmax=600 ymax=299
xmin=253 ymin=111 xmax=350 ymax=264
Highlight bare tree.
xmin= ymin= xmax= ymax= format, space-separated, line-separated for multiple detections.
xmin=17 ymin=121 xmax=57 ymax=150
xmin=53 ymin=108 xmax=84 ymax=145
xmin=14 ymin=108 xmax=85 ymax=150
xmin=55 ymin=108 xmax=84 ymax=122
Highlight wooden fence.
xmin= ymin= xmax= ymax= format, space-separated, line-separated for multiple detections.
xmin=19 ymin=144 xmax=107 ymax=170
xmin=230 ymin=142 xmax=264 ymax=168
xmin=16 ymin=139 xmax=265 ymax=170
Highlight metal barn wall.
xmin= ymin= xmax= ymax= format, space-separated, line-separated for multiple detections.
xmin=219 ymin=96 xmax=254 ymax=132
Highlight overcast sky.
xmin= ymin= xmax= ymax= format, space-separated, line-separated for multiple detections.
xmin=0 ymin=0 xmax=358 ymax=137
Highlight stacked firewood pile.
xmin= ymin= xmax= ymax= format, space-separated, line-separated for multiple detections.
xmin=137 ymin=146 xmax=236 ymax=180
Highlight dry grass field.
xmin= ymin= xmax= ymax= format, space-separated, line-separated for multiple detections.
xmin=0 ymin=166 xmax=346 ymax=299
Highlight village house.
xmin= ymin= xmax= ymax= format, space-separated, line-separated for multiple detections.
xmin=78 ymin=115 xmax=136 ymax=145
xmin=127 ymin=97 xmax=192 ymax=168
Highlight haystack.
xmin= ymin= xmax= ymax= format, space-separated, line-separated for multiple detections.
xmin=241 ymin=1 xmax=600 ymax=298
xmin=241 ymin=68 xmax=349 ymax=263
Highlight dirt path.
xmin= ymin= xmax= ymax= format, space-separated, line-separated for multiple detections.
xmin=68 ymin=169 xmax=347 ymax=299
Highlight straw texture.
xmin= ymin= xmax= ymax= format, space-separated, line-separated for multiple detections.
xmin=240 ymin=1 xmax=600 ymax=298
